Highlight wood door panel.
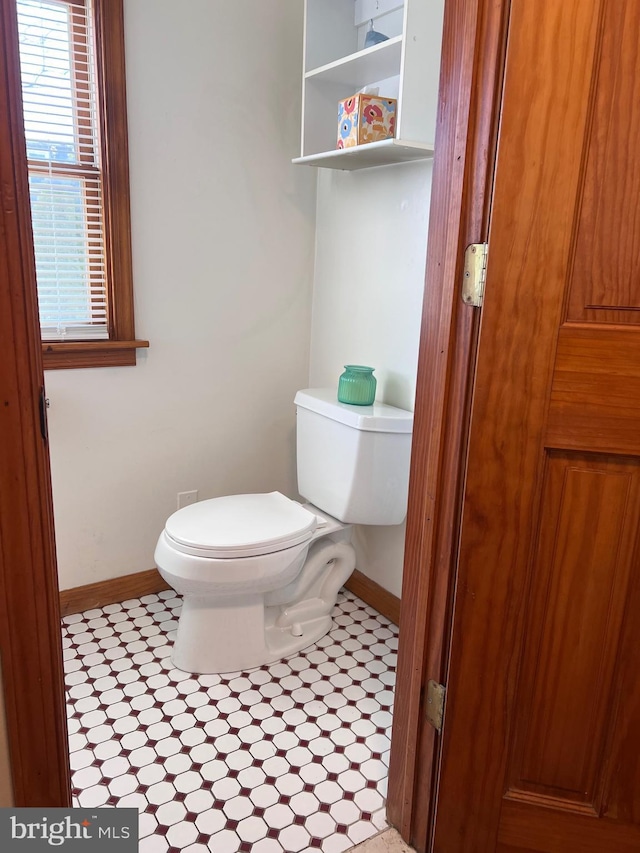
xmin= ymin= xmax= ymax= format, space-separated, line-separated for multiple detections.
xmin=600 ymin=483 xmax=640 ymax=825
xmin=432 ymin=3 xmax=602 ymax=849
xmin=497 ymin=846 xmax=541 ymax=853
xmin=0 ymin=0 xmax=71 ymax=804
xmin=508 ymin=453 xmax=640 ymax=809
xmin=566 ymin=0 xmax=640 ymax=324
xmin=431 ymin=1 xmax=640 ymax=851
xmin=498 ymin=801 xmax=640 ymax=853
xmin=497 ymin=846 xmax=540 ymax=853
xmin=547 ymin=326 xmax=640 ymax=454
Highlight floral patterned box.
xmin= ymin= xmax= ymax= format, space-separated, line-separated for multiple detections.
xmin=337 ymin=94 xmax=397 ymax=148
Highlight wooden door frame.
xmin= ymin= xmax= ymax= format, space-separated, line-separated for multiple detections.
xmin=0 ymin=0 xmax=71 ymax=805
xmin=0 ymin=0 xmax=512 ymax=825
xmin=387 ymin=0 xmax=510 ymax=848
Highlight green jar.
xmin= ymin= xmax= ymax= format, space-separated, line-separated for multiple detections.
xmin=337 ymin=365 xmax=377 ymax=406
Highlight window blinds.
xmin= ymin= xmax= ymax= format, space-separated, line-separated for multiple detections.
xmin=17 ymin=0 xmax=108 ymax=342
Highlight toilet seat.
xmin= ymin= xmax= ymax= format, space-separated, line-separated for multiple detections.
xmin=164 ymin=491 xmax=317 ymax=559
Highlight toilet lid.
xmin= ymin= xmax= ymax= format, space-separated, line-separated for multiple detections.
xmin=164 ymin=491 xmax=318 ymax=558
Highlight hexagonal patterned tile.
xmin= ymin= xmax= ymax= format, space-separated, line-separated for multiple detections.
xmin=63 ymin=590 xmax=396 ymax=850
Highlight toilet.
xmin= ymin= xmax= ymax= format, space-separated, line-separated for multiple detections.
xmin=154 ymin=388 xmax=413 ymax=674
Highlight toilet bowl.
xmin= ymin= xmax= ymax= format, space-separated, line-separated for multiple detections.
xmin=155 ymin=389 xmax=413 ymax=674
xmin=155 ymin=492 xmax=356 ymax=673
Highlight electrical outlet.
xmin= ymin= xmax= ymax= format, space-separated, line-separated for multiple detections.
xmin=177 ymin=490 xmax=198 ymax=510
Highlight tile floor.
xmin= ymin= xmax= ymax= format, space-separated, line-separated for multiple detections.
xmin=62 ymin=589 xmax=398 ymax=852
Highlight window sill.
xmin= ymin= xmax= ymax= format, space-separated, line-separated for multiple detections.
xmin=42 ymin=339 xmax=149 ymax=370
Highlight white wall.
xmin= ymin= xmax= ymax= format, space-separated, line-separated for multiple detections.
xmin=47 ymin=1 xmax=317 ymax=591
xmin=309 ymin=162 xmax=432 ymax=598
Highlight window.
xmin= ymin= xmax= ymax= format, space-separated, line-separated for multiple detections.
xmin=16 ymin=0 xmax=147 ymax=368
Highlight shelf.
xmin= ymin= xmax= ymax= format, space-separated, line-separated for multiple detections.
xmin=299 ymin=0 xmax=442 ymax=171
xmin=292 ymin=138 xmax=434 ymax=171
xmin=305 ymin=35 xmax=403 ymax=88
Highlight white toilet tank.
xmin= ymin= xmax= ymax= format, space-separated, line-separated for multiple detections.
xmin=294 ymin=389 xmax=414 ymax=525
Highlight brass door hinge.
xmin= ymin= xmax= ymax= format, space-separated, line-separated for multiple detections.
xmin=462 ymin=242 xmax=488 ymax=307
xmin=426 ymin=679 xmax=446 ymax=733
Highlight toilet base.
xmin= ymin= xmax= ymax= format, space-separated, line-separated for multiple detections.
xmin=171 ymin=593 xmax=265 ymax=674
xmin=170 ymin=604 xmax=333 ymax=674
xmin=264 ymin=613 xmax=332 ymax=663
xmin=169 ymin=539 xmax=356 ymax=674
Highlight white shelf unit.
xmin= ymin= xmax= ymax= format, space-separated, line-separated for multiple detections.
xmin=296 ymin=0 xmax=444 ymax=171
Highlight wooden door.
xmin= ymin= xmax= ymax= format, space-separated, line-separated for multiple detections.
xmin=0 ymin=0 xmax=71 ymax=804
xmin=431 ymin=1 xmax=640 ymax=851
